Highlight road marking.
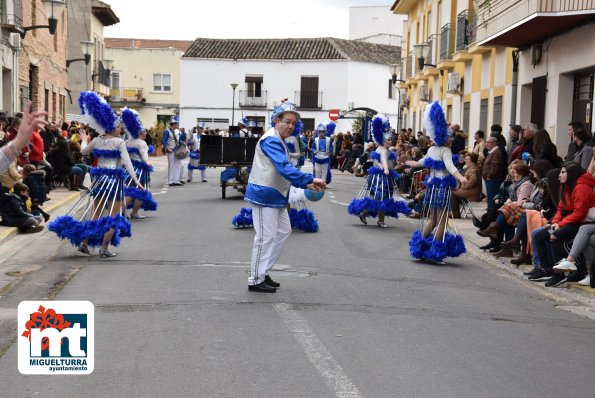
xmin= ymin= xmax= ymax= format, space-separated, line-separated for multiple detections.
xmin=274 ymin=303 xmax=362 ymax=398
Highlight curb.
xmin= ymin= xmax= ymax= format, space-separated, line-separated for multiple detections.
xmin=0 ymin=191 xmax=82 ymax=246
xmin=465 ymin=239 xmax=595 ymax=301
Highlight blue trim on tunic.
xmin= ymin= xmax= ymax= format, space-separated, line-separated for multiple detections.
xmin=92 ymin=149 xmax=121 ymax=159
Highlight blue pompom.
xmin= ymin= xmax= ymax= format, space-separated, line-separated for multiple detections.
xmin=148 ymin=145 xmax=155 ymax=154
xmin=49 ymin=214 xmax=131 ymax=248
xmin=125 ymin=187 xmax=158 ymax=211
xmin=409 ymin=230 xmax=428 ymax=259
xmin=232 ymin=207 xmax=253 ymax=228
xmin=445 ymin=232 xmax=466 ymax=257
xmin=289 ymin=208 xmax=319 ymax=232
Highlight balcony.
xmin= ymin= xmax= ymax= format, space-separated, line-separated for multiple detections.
xmin=476 ymin=0 xmax=595 ymax=48
xmin=456 ymin=9 xmax=476 ymax=51
xmin=439 ymin=23 xmax=455 ymax=61
xmin=239 ymin=90 xmax=267 ymax=108
xmin=107 ymin=88 xmax=144 ymax=103
xmin=1 ymin=13 xmax=23 ymax=33
xmin=407 ymin=50 xmax=414 ymax=79
xmin=294 ymin=91 xmax=323 ymax=109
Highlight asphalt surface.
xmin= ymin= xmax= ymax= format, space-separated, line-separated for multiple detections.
xmin=0 ymin=157 xmax=594 ymax=398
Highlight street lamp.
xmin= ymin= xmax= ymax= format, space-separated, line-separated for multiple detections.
xmin=66 ymin=40 xmax=95 ymax=68
xmin=388 ymin=62 xmax=405 ymax=84
xmin=413 ymin=42 xmax=436 ymax=70
xmin=20 ymin=0 xmax=66 ymax=38
xmin=230 ymin=83 xmax=238 ymax=126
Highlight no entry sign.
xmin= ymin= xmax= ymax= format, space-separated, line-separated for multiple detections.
xmin=328 ymin=109 xmax=340 ymax=121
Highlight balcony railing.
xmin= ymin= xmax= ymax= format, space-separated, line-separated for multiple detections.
xmin=439 ymin=23 xmax=455 ymax=61
xmin=456 ymin=9 xmax=476 ymax=51
xmin=426 ymin=34 xmax=437 ymax=66
xmin=94 ymin=61 xmax=110 ymax=87
xmin=1 ymin=13 xmax=23 ymax=33
xmin=239 ymin=90 xmax=267 ymax=107
xmin=294 ymin=91 xmax=322 ymax=109
xmin=108 ymin=87 xmax=144 ymax=102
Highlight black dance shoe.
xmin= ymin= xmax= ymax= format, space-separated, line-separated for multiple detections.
xmin=248 ymin=282 xmax=276 ymax=293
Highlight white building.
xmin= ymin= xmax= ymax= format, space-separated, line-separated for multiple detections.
xmin=349 ymin=5 xmax=406 ymax=46
xmin=180 ymin=37 xmax=401 ymax=134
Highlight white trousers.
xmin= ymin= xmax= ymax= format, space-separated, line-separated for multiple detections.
xmin=188 ymin=168 xmax=207 ymax=181
xmin=178 ymin=160 xmax=185 ymax=181
xmin=248 ymin=206 xmax=292 ymax=285
xmin=314 ymin=160 xmax=328 ymax=181
xmin=167 ymin=152 xmax=182 ymax=184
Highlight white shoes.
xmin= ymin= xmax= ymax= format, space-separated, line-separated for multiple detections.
xmin=131 ymin=213 xmax=146 ymax=219
xmin=577 ymin=275 xmax=591 ymax=286
xmin=553 ymin=259 xmax=577 ymax=272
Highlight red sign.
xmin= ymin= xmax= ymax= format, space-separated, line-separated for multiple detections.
xmin=328 ymin=109 xmax=340 ymax=121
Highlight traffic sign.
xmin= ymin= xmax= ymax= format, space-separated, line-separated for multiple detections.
xmin=328 ymin=109 xmax=340 ymax=121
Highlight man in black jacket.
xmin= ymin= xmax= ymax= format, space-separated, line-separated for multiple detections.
xmin=0 ymin=184 xmax=44 ymax=233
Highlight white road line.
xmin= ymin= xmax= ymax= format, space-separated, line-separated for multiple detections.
xmin=273 ymin=303 xmax=363 ymax=398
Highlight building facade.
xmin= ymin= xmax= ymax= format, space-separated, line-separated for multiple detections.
xmin=66 ymin=0 xmax=119 ymax=118
xmin=0 ymin=0 xmax=22 ymax=117
xmin=17 ymin=0 xmax=68 ymax=121
xmin=391 ymin=0 xmax=516 ymax=148
xmin=475 ymin=0 xmax=595 ymax=148
xmin=179 ymin=37 xmax=401 ymax=134
xmin=105 ymin=38 xmax=193 ymax=128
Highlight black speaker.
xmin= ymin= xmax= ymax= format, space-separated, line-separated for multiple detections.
xmin=222 ymin=138 xmax=245 ymax=163
xmin=246 ymin=138 xmax=258 ymax=162
xmin=199 ymin=135 xmax=223 ymax=164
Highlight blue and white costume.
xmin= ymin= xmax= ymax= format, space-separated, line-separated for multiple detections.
xmin=49 ymin=92 xmax=137 ymax=248
xmin=122 ymin=108 xmax=158 ymax=213
xmin=161 ymin=116 xmax=183 ymax=185
xmin=245 ymin=101 xmax=314 ymax=286
xmin=409 ymin=101 xmax=466 ymax=262
xmin=187 ymin=125 xmax=207 ymax=182
xmin=312 ymin=122 xmax=334 ymax=184
xmin=348 ymin=115 xmax=410 ymax=221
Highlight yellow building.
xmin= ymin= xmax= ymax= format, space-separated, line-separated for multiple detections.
xmin=390 ymin=0 xmax=517 ymax=148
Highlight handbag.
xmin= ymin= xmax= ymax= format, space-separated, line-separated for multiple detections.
xmin=584 ymin=207 xmax=595 ymax=223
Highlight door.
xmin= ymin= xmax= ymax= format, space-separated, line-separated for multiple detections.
xmin=530 ymin=75 xmax=547 ymax=129
xmin=572 ymin=71 xmax=594 ymax=133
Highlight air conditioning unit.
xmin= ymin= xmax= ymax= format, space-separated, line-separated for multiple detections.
xmin=447 ymin=72 xmax=461 ymax=94
xmin=419 ymin=85 xmax=429 ymax=102
xmin=10 ymin=33 xmax=21 ymax=50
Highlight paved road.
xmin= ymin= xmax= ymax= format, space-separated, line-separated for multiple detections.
xmin=0 ymin=158 xmax=594 ymax=398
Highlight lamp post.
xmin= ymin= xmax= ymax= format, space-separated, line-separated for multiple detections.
xmin=66 ymin=40 xmax=95 ymax=68
xmin=230 ymin=83 xmax=238 ymax=126
xmin=413 ymin=42 xmax=436 ymax=71
xmin=20 ymin=0 xmax=66 ymax=38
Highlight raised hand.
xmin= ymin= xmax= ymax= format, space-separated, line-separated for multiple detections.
xmin=13 ymin=102 xmax=48 ymax=150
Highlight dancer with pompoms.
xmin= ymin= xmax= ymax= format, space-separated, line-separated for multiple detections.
xmin=348 ymin=115 xmax=411 ymax=228
xmin=406 ymin=101 xmax=468 ymax=263
xmin=49 ymin=92 xmax=143 ymax=258
xmin=312 ymin=122 xmax=334 ymax=184
xmin=122 ymin=107 xmax=157 ymax=219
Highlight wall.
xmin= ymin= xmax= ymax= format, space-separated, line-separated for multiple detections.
xmin=18 ymin=0 xmax=68 ymax=121
xmin=516 ymin=22 xmax=595 ymax=150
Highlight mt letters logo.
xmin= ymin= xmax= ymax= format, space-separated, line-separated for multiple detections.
xmin=18 ymin=301 xmax=94 ymax=375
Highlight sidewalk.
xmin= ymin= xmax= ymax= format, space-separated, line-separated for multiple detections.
xmin=453 ymin=200 xmax=595 ymax=300
xmin=0 ymin=188 xmax=82 ymax=245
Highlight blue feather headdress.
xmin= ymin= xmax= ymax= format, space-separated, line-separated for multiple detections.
xmin=325 ymin=122 xmax=336 ymax=137
xmin=120 ymin=107 xmax=143 ymax=139
xmin=423 ymin=101 xmax=450 ymax=146
xmin=371 ymin=114 xmax=391 ymax=145
xmin=78 ymin=91 xmax=116 ymax=136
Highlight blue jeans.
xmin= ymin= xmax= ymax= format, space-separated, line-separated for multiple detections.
xmin=485 ymin=179 xmax=500 ymax=209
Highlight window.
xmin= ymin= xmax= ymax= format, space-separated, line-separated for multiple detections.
xmin=153 ymin=73 xmax=172 ymax=92
xmin=299 ymin=76 xmax=319 ymax=108
xmin=480 ymin=98 xmax=489 ymax=132
xmin=110 ymin=72 xmax=120 ymax=89
xmin=493 ymin=96 xmax=503 ymax=126
xmin=245 ymin=75 xmax=263 ymax=97
xmin=463 ymin=101 xmax=470 ymax=133
xmin=301 ymin=118 xmax=315 ymax=132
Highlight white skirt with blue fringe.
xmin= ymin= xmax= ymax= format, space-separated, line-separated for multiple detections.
xmin=125 ymin=160 xmax=158 ymax=212
xmin=408 ymin=174 xmax=466 ymax=263
xmin=347 ymin=167 xmax=411 ymax=220
xmin=48 ymin=167 xmax=132 ymax=248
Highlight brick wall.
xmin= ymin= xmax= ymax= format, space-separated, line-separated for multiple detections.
xmin=18 ymin=0 xmax=68 ymax=122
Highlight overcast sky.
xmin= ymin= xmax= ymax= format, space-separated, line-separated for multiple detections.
xmin=104 ymin=0 xmax=393 ymax=40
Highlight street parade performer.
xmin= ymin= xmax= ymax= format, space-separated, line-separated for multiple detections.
xmin=244 ymin=99 xmax=326 ymax=292
xmin=406 ymin=101 xmax=468 ymax=263
xmin=187 ymin=123 xmax=207 ymax=183
xmin=232 ymin=113 xmax=319 ymax=232
xmin=49 ymin=92 xmax=144 ymax=258
xmin=312 ymin=122 xmax=334 ymax=184
xmin=122 ymin=107 xmax=157 ymax=219
xmin=347 ymin=115 xmax=411 ymax=228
